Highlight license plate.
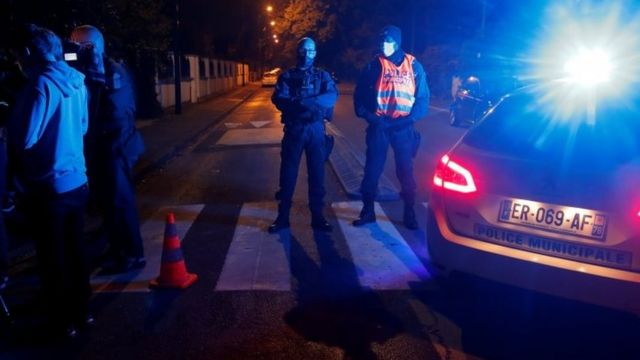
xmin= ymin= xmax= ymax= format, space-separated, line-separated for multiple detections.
xmin=497 ymin=198 xmax=608 ymax=241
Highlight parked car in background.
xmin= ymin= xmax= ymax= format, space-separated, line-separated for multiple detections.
xmin=261 ymin=68 xmax=281 ymax=87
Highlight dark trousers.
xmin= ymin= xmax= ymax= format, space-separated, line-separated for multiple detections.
xmin=360 ymin=125 xmax=417 ymax=204
xmin=28 ymin=184 xmax=90 ymax=326
xmin=0 ymin=141 xmax=7 ymax=278
xmin=277 ymin=121 xmax=327 ymax=213
xmin=0 ymin=210 xmax=8 ymax=278
xmin=92 ymin=151 xmax=144 ymax=259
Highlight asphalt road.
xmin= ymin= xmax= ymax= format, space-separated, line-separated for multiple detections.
xmin=1 ymin=86 xmax=638 ymax=360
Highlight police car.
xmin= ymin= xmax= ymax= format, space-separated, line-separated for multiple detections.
xmin=426 ymin=36 xmax=640 ymax=315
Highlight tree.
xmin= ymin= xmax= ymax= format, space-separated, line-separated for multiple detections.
xmin=272 ymin=0 xmax=336 ymax=66
xmin=68 ymin=0 xmax=172 ymax=117
xmin=1 ymin=0 xmax=172 ymax=117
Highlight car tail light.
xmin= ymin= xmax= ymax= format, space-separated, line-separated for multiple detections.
xmin=433 ymin=154 xmax=477 ymax=193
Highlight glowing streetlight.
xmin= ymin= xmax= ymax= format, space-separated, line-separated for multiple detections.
xmin=270 ymin=20 xmax=276 ymax=27
xmin=272 ymin=34 xmax=277 ymax=39
xmin=275 ymin=39 xmax=279 ymax=44
xmin=266 ymin=5 xmax=273 ymax=12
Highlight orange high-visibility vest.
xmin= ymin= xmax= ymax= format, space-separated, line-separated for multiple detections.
xmin=374 ymin=54 xmax=416 ymax=119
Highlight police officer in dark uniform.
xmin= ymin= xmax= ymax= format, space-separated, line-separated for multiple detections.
xmin=70 ymin=25 xmax=146 ymax=273
xmin=269 ymin=37 xmax=338 ymax=233
xmin=352 ymin=25 xmax=429 ymax=229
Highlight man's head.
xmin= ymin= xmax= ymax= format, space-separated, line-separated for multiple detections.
xmin=379 ymin=25 xmax=402 ymax=57
xmin=70 ymin=25 xmax=105 ymax=56
xmin=70 ymin=25 xmax=106 ymax=75
xmin=16 ymin=24 xmax=62 ymax=72
xmin=296 ymin=37 xmax=316 ymax=69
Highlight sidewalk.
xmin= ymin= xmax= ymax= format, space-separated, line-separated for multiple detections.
xmin=134 ymin=83 xmax=261 ymax=182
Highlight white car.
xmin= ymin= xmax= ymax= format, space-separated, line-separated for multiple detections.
xmin=261 ymin=68 xmax=280 ymax=87
xmin=427 ymin=87 xmax=640 ymax=316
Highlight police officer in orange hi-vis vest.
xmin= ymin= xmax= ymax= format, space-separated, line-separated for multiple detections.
xmin=353 ymin=25 xmax=429 ymax=229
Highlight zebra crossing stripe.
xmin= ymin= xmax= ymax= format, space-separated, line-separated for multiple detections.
xmin=249 ymin=120 xmax=271 ymax=128
xmin=91 ymin=204 xmax=205 ymax=293
xmin=216 ymin=128 xmax=283 ymax=146
xmin=333 ymin=201 xmax=431 ymax=290
xmin=215 ymin=202 xmax=291 ymax=291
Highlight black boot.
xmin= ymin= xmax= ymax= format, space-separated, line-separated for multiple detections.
xmin=352 ymin=200 xmax=376 ymax=226
xmin=403 ymin=203 xmax=418 ymax=230
xmin=268 ymin=203 xmax=290 ymax=233
xmin=311 ymin=209 xmax=332 ymax=232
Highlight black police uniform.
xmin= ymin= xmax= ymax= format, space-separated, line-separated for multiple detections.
xmin=271 ymin=66 xmax=337 ymax=230
xmin=85 ymin=58 xmax=145 ymax=270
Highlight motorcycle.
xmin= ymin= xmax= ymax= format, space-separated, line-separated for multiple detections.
xmin=449 ymin=76 xmax=491 ymax=127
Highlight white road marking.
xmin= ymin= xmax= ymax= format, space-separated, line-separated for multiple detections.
xmin=249 ymin=120 xmax=271 ymax=128
xmin=216 ymin=128 xmax=283 ymax=146
xmin=91 ymin=204 xmax=205 ymax=293
xmin=430 ymin=105 xmax=450 ymax=113
xmin=333 ymin=201 xmax=431 ymax=289
xmin=215 ymin=202 xmax=291 ymax=291
xmin=224 ymin=122 xmax=243 ymax=129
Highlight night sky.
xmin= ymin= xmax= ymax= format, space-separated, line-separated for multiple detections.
xmin=180 ymin=0 xmax=475 ymax=54
xmin=178 ymin=0 xmax=548 ymax=61
xmin=181 ymin=0 xmax=264 ymax=57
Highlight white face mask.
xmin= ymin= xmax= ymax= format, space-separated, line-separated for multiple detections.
xmin=382 ymin=41 xmax=396 ymax=57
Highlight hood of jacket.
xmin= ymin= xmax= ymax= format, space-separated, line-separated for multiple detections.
xmin=39 ymin=61 xmax=86 ymax=98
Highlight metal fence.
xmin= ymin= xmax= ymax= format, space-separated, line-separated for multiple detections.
xmin=155 ymin=53 xmax=255 ymax=108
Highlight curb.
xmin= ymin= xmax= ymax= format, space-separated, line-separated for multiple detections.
xmin=134 ymin=87 xmax=260 ymax=184
xmin=326 ymin=122 xmax=399 ymax=201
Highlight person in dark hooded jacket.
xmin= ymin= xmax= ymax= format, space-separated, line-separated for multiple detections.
xmin=352 ymin=25 xmax=429 ymax=230
xmin=8 ymin=24 xmax=90 ymax=338
xmin=70 ymin=25 xmax=146 ymax=274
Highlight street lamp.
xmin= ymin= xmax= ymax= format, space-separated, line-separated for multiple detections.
xmin=173 ymin=0 xmax=182 ymax=114
xmin=259 ymin=5 xmax=275 ymax=72
xmin=272 ymin=34 xmax=277 ymax=39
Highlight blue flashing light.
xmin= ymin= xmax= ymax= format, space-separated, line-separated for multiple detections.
xmin=563 ymin=48 xmax=612 ymax=87
xmin=523 ymin=2 xmax=640 ymax=122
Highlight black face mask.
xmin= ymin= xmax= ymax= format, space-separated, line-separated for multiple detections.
xmin=297 ymin=54 xmax=314 ymax=69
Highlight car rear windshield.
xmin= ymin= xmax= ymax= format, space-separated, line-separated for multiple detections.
xmin=463 ymin=92 xmax=640 ymax=168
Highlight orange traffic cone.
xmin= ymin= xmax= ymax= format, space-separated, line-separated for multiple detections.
xmin=150 ymin=213 xmax=198 ymax=289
